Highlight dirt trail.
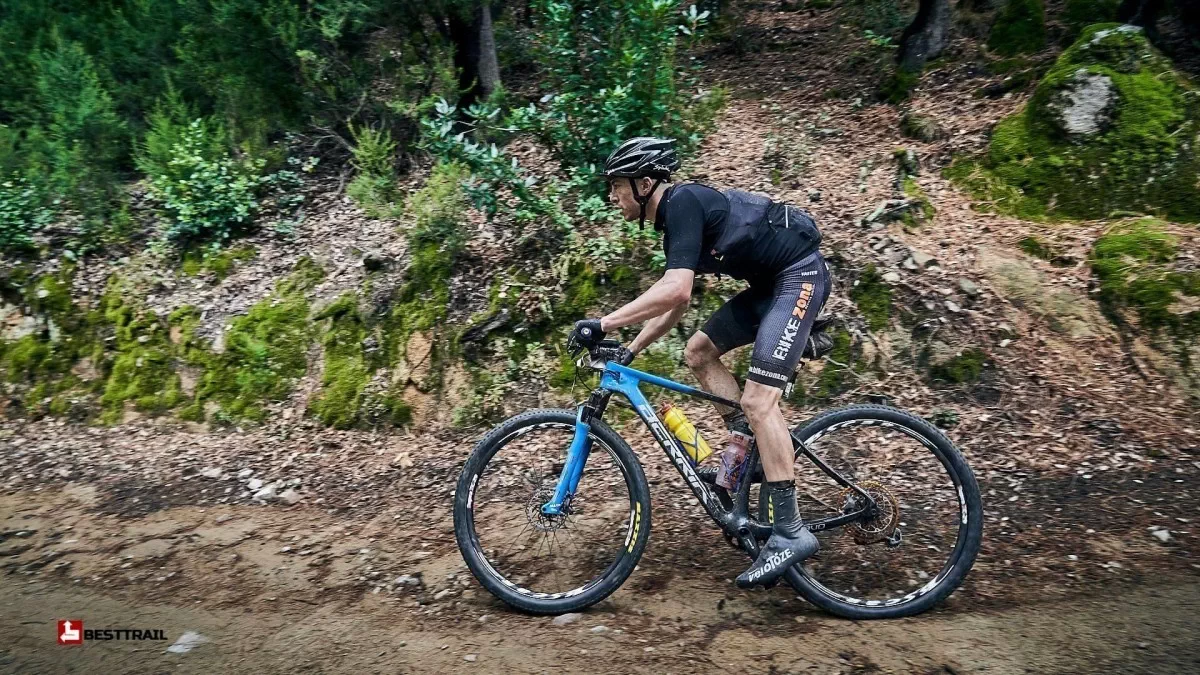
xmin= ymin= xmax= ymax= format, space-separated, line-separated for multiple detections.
xmin=3 ymin=485 xmax=1200 ymax=674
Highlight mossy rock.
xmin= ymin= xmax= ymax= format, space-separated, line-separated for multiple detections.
xmin=988 ymin=0 xmax=1046 ymax=57
xmin=309 ymin=294 xmax=373 ymax=429
xmin=1090 ymin=219 xmax=1200 ymax=342
xmin=187 ymin=260 xmax=323 ymax=422
xmin=928 ymin=347 xmax=989 ymax=384
xmin=951 ymin=24 xmax=1200 ymax=222
xmin=850 ymin=264 xmax=892 ymax=332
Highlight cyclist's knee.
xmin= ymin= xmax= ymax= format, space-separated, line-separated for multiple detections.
xmin=684 ymin=332 xmax=720 ymax=370
xmin=740 ymin=381 xmax=782 ymax=420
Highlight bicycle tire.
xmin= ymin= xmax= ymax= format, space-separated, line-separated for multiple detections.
xmin=762 ymin=404 xmax=983 ymax=619
xmin=454 ymin=408 xmax=652 ymax=615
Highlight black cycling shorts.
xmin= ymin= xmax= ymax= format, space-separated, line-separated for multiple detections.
xmin=700 ymin=250 xmax=831 ymax=389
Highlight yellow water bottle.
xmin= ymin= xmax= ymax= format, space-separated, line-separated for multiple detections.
xmin=659 ymin=402 xmax=714 ymax=464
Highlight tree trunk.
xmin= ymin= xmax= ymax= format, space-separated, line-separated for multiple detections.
xmin=447 ymin=3 xmax=502 ymax=109
xmin=1118 ymin=0 xmax=1166 ymax=26
xmin=478 ymin=2 xmax=501 ymax=98
xmin=899 ymin=0 xmax=954 ymax=73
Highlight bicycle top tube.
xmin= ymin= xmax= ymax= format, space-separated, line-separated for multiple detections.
xmin=602 ymin=362 xmax=741 ymax=410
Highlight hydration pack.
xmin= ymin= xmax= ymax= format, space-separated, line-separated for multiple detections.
xmin=712 ymin=188 xmax=822 ymax=276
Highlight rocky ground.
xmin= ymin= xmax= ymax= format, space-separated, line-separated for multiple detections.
xmin=4 ymin=3 xmax=1200 ymax=673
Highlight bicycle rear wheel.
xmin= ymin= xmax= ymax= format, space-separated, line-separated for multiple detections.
xmin=454 ymin=409 xmax=651 ymax=614
xmin=760 ymin=404 xmax=982 ymax=619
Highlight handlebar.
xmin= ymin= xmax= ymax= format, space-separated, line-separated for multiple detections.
xmin=568 ymin=337 xmax=627 ymax=372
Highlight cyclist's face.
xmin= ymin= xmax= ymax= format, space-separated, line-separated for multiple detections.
xmin=607 ymin=177 xmax=652 ymax=222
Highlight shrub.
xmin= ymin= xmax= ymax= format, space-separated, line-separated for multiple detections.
xmin=346 ymin=123 xmax=400 ymax=214
xmin=147 ymin=119 xmax=266 ymax=246
xmin=31 ymin=39 xmax=126 ymax=215
xmin=0 ymin=176 xmax=53 ymax=252
xmin=988 ymin=0 xmax=1046 ymax=56
xmin=515 ymin=0 xmax=724 ymax=171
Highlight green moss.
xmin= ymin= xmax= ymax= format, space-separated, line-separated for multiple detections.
xmin=988 ymin=0 xmax=1046 ymax=56
xmin=807 ymin=328 xmax=856 ymax=401
xmin=851 ymin=264 xmax=892 ymax=332
xmin=309 ymin=294 xmax=372 ymax=429
xmin=881 ymin=68 xmax=920 ymax=104
xmin=901 ymin=177 xmax=935 ymax=227
xmin=277 ymin=256 xmax=326 ymax=295
xmin=181 ymin=246 xmax=258 ymax=280
xmin=1064 ymin=1 xmax=1121 ymax=40
xmin=3 ymin=335 xmax=55 ymax=383
xmin=929 ymin=348 xmax=988 ymax=384
xmin=952 ymin=25 xmax=1200 ymax=222
xmin=376 ymin=393 xmax=413 ymax=426
xmin=549 ymin=347 xmax=579 ymax=390
xmin=189 ymin=260 xmax=320 ymax=422
xmin=97 ymin=286 xmax=179 ymax=423
xmin=1018 ymin=235 xmax=1054 ymax=260
xmin=47 ymin=395 xmax=71 ymax=416
xmin=1090 ymin=219 xmax=1200 ymax=342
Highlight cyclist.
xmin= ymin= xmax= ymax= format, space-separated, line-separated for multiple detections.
xmin=568 ymin=136 xmax=832 ymax=589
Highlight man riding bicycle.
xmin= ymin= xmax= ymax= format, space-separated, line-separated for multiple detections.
xmin=567 ymin=136 xmax=832 ymax=589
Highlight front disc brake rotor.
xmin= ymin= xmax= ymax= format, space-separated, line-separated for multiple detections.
xmin=840 ymin=480 xmax=901 ymax=545
xmin=525 ymin=482 xmax=568 ymax=532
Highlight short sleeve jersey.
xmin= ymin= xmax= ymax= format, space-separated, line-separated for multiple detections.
xmin=655 ymin=183 xmax=815 ymax=284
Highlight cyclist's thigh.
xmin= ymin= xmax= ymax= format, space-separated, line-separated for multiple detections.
xmin=700 ymin=285 xmax=773 ymax=355
xmin=746 ymin=252 xmax=828 ymax=389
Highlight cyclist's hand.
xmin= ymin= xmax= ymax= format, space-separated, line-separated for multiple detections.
xmin=614 ymin=347 xmax=635 ymax=366
xmin=568 ymin=319 xmax=606 ymax=353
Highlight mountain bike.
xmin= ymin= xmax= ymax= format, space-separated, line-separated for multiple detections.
xmin=453 ymin=325 xmax=983 ymax=620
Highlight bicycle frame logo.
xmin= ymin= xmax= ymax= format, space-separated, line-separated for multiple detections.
xmin=541 ymin=362 xmax=726 ymax=519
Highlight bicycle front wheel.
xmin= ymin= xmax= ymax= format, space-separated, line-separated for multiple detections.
xmin=761 ymin=404 xmax=983 ymax=619
xmin=454 ymin=409 xmax=651 ymax=614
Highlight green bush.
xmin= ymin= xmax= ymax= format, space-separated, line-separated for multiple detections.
xmin=147 ymin=119 xmax=266 ymax=245
xmin=31 ymin=39 xmax=127 ymax=215
xmin=0 ymin=176 xmax=53 ymax=252
xmin=850 ymin=263 xmax=892 ymax=332
xmin=346 ymin=123 xmax=400 ymax=214
xmin=515 ymin=0 xmax=724 ymax=171
xmin=988 ymin=0 xmax=1046 ymax=56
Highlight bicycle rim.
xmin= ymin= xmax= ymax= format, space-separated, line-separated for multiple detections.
xmin=464 ymin=421 xmax=639 ymax=601
xmin=776 ymin=411 xmax=976 ymax=610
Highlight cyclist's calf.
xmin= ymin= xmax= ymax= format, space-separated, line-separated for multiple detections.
xmin=684 ymin=332 xmax=720 ymax=371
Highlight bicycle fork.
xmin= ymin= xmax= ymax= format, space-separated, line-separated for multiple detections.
xmin=540 ymin=390 xmax=611 ymax=516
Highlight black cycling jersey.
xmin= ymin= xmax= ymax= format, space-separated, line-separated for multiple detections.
xmin=655 ymin=183 xmax=817 ymax=285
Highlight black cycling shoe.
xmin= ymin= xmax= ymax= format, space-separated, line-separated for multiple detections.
xmin=735 ymin=480 xmax=819 ymax=589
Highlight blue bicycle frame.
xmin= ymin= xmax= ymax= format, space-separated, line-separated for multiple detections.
xmin=540 ymin=358 xmax=872 ymax=544
xmin=540 ymin=360 xmax=771 ymax=537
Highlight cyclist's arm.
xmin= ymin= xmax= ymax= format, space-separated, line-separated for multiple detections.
xmin=627 ymin=302 xmax=688 ymax=355
xmin=599 ymin=268 xmax=694 ymax=332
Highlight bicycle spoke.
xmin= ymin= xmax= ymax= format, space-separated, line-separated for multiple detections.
xmin=783 ymin=418 xmax=967 ymax=606
xmin=467 ymin=422 xmax=634 ymax=597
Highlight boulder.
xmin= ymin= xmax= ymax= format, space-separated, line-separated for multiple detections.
xmin=951 ymin=24 xmax=1200 ymax=222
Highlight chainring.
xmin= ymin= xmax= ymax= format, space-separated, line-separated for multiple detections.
xmin=841 ymin=480 xmax=901 ymax=545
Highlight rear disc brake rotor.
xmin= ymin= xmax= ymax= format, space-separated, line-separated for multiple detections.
xmin=840 ymin=480 xmax=901 ymax=545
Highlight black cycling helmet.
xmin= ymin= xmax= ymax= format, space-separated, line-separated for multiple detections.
xmin=603 ymin=137 xmax=680 ymax=228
